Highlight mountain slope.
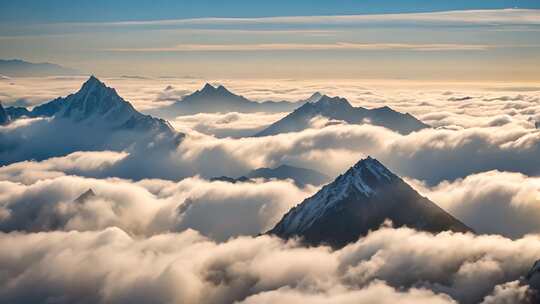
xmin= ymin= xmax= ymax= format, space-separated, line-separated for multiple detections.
xmin=268 ymin=156 xmax=472 ymax=248
xmin=0 ymin=76 xmax=177 ymax=166
xmin=0 ymin=59 xmax=81 ymax=77
xmin=211 ymin=164 xmax=330 ymax=187
xmin=151 ymin=83 xmax=305 ymax=118
xmin=526 ymin=260 xmax=540 ymax=303
xmin=7 ymin=76 xmax=172 ymax=132
xmin=255 ymin=95 xmax=429 ymax=136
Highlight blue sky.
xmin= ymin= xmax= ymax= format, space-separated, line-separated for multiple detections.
xmin=0 ymin=2 xmax=539 ymax=81
xmin=2 ymin=0 xmax=540 ymax=23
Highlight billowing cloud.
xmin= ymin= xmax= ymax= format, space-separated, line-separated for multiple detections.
xmin=0 ymin=174 xmax=314 ymax=240
xmin=170 ymin=112 xmax=287 ymax=138
xmin=0 ymin=226 xmax=538 ymax=304
xmin=3 ymin=117 xmax=540 ymax=184
xmin=408 ymin=170 xmax=540 ymax=238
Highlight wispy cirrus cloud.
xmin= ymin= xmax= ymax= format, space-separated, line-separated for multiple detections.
xmin=81 ymin=9 xmax=540 ymax=27
xmin=104 ymin=42 xmax=494 ymax=52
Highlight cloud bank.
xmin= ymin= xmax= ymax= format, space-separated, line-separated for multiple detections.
xmin=0 ymin=226 xmax=538 ymax=304
xmin=0 ymin=174 xmax=313 ymax=241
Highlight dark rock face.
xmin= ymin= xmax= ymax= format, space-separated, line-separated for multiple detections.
xmin=255 ymin=95 xmax=429 ymax=136
xmin=527 ymin=260 xmax=540 ymax=303
xmin=268 ymin=157 xmax=472 ymax=248
xmin=0 ymin=102 xmax=9 ymax=125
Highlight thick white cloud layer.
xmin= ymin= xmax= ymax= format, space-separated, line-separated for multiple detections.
xmin=0 ymin=226 xmax=538 ymax=304
xmin=170 ymin=112 xmax=287 ymax=138
xmin=3 ymin=105 xmax=540 ymax=184
xmin=2 ymin=77 xmax=540 ymax=303
xmin=0 ymin=174 xmax=314 ymax=240
xmin=2 ymin=77 xmax=539 ymax=182
xmin=408 ymin=170 xmax=540 ymax=238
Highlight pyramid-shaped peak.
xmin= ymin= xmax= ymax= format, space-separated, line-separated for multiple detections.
xmin=349 ymin=156 xmax=395 ymax=183
xmin=268 ymin=155 xmax=472 ymax=247
xmin=84 ymin=75 xmax=103 ymax=86
xmin=201 ymin=83 xmax=216 ymax=91
xmin=80 ymin=75 xmax=108 ymax=93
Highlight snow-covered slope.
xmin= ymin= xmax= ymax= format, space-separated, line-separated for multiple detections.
xmin=269 ymin=156 xmax=472 ymax=248
xmin=7 ymin=76 xmax=172 ymax=133
xmin=255 ymin=95 xmax=429 ymax=136
xmin=0 ymin=76 xmax=178 ymax=166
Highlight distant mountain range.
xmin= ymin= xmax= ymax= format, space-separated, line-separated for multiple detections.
xmin=268 ymin=156 xmax=472 ymax=248
xmin=148 ymin=83 xmax=429 ymax=135
xmin=150 ymin=83 xmax=308 ymax=118
xmin=0 ymin=76 xmax=177 ymax=166
xmin=256 ymin=95 xmax=429 ymax=136
xmin=211 ymin=164 xmax=331 ymax=187
xmin=0 ymin=59 xmax=82 ymax=77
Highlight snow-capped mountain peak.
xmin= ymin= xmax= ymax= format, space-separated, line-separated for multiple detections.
xmin=271 ymin=156 xmax=396 ymax=236
xmin=60 ymin=76 xmax=135 ymax=122
xmin=351 ymin=156 xmax=395 ymax=183
xmin=269 ymin=156 xmax=472 ymax=247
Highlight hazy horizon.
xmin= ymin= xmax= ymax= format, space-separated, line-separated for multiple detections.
xmin=1 ymin=1 xmax=539 ymax=81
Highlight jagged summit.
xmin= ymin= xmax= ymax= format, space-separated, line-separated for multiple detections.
xmin=4 ymin=76 xmax=174 ymax=133
xmin=59 ymin=76 xmax=137 ymax=122
xmin=197 ymin=83 xmax=234 ymax=97
xmin=269 ymin=156 xmax=472 ymax=248
xmin=151 ymin=84 xmax=306 ymax=117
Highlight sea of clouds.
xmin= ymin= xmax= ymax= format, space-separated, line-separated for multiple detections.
xmin=1 ymin=77 xmax=540 ymax=303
